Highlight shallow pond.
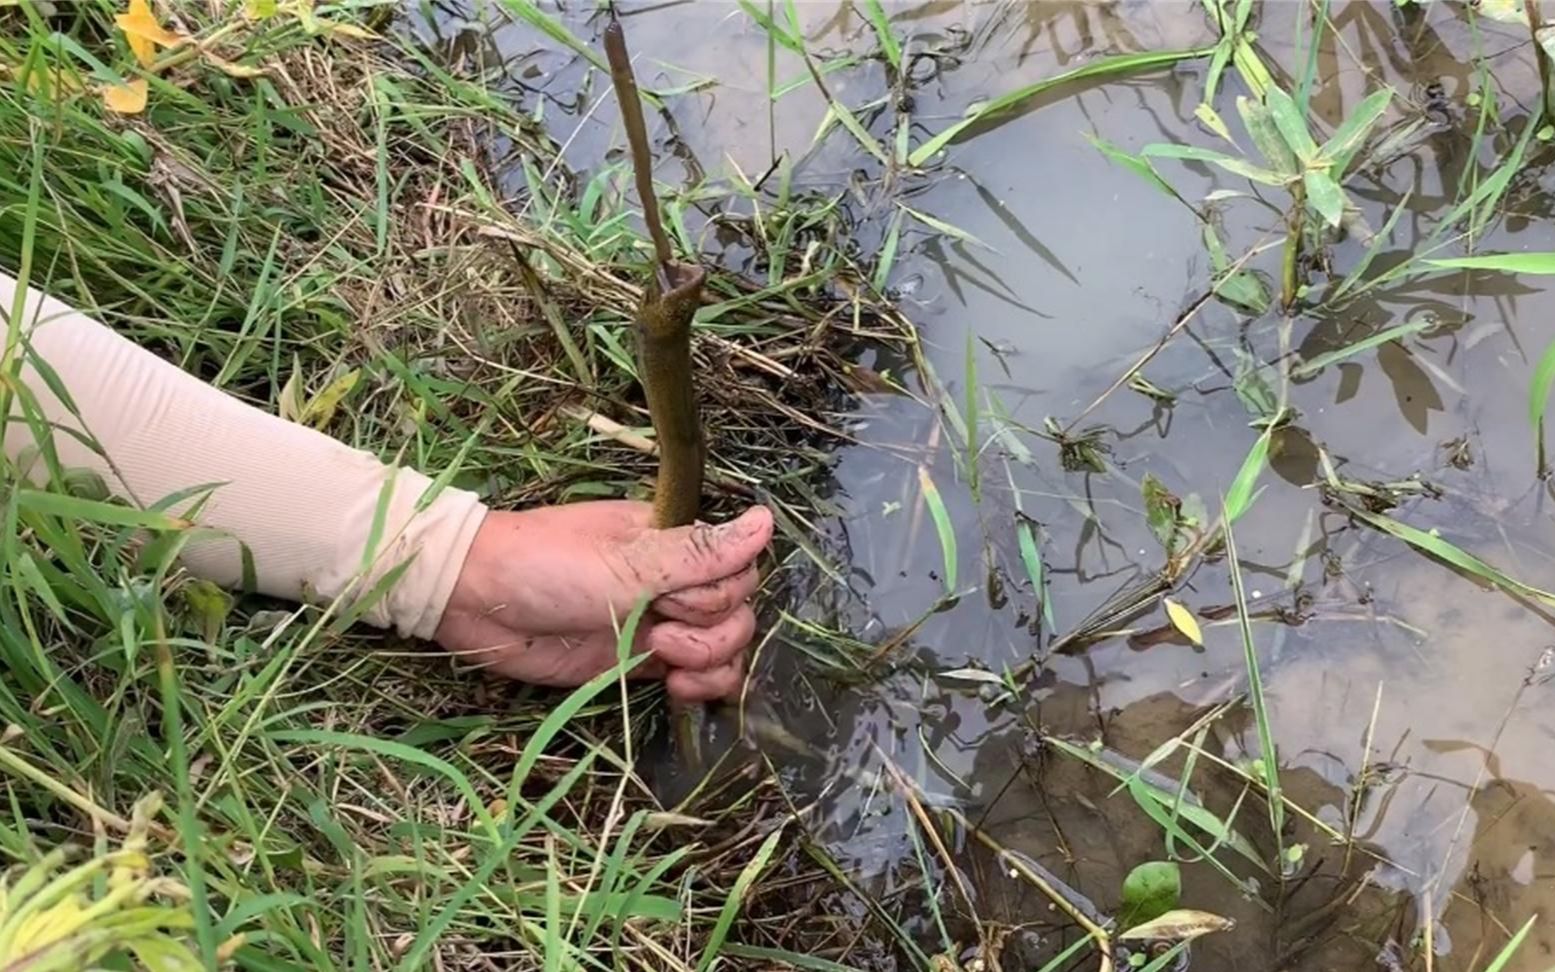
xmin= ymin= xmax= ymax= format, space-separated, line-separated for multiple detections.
xmin=409 ymin=1 xmax=1555 ymax=968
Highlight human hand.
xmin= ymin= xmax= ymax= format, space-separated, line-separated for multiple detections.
xmin=433 ymin=501 xmax=773 ymax=702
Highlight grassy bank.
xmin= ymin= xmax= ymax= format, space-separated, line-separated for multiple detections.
xmin=0 ymin=1 xmax=916 ymax=968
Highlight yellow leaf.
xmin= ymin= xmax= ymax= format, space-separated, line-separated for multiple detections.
xmin=1194 ymin=102 xmax=1236 ymax=147
xmin=299 ymin=368 xmax=360 ymax=429
xmin=11 ymin=894 xmax=87 ymax=954
xmin=201 ymin=50 xmax=266 ymax=78
xmin=102 ymin=79 xmax=149 ymax=114
xmin=322 ymin=20 xmax=377 ymax=39
xmin=1163 ymin=598 xmax=1203 ymax=646
xmin=1116 ymin=908 xmax=1234 ymax=943
xmin=115 ymin=0 xmax=186 ymax=67
xmin=277 ymin=357 xmax=302 ymax=423
xmin=217 ymin=933 xmax=248 ymax=962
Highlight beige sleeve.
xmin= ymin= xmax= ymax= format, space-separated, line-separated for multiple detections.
xmin=0 ymin=271 xmax=488 ymax=641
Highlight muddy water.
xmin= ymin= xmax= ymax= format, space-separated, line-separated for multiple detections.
xmin=412 ymin=1 xmax=1555 ymax=968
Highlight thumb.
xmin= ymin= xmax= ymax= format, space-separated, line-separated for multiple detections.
xmin=648 ymin=506 xmax=773 ymax=593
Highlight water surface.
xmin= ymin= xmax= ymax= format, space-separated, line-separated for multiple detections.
xmin=409 ymin=2 xmax=1555 ymax=967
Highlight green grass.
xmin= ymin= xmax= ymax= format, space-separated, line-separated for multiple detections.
xmin=0 ymin=1 xmax=918 ymax=968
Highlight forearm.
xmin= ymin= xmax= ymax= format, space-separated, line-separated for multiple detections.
xmin=0 ymin=271 xmax=487 ymax=639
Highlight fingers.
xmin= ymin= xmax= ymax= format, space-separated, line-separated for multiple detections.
xmin=666 ymin=660 xmax=744 ymax=703
xmin=639 ymin=506 xmax=774 ymax=594
xmin=652 ymin=562 xmax=760 ymax=625
xmin=645 ymin=604 xmax=756 ymax=671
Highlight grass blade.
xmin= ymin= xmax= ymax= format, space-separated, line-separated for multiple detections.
xmin=1086 ymin=134 xmax=1189 ymax=205
xmin=17 ymin=490 xmax=193 ymax=531
xmin=1224 ymin=523 xmax=1284 ymax=855
xmin=1531 ymin=337 xmax=1555 ymax=473
xmin=1046 ymin=736 xmax=1266 ymax=879
xmin=1017 ymin=518 xmax=1056 ymax=632
xmin=155 ymin=628 xmax=216 ymax=966
xmin=900 ymin=204 xmax=995 ymax=252
xmin=859 ymin=0 xmax=901 ymax=72
xmin=872 ymin=208 xmax=904 ymax=292
xmin=495 ymin=0 xmax=607 ymax=72
xmin=1344 ymin=504 xmax=1555 ymax=608
xmin=1033 ymin=935 xmax=1093 ymax=972
xmin=911 ymin=47 xmax=1212 ymax=166
xmin=268 ymin=730 xmax=500 ymax=842
xmin=724 ymin=945 xmax=865 ymax=972
xmin=917 ymin=467 xmax=958 ymax=596
xmin=1484 ymin=915 xmax=1537 ymax=972
xmin=1318 ymin=86 xmax=1392 ymax=174
xmin=507 ymin=604 xmax=653 ymax=801
xmin=543 ymin=837 xmax=562 ymax=972
xmin=1289 ymin=317 xmax=1433 ymax=378
xmin=1139 ymin=143 xmax=1286 ymax=185
xmin=1425 ymin=252 xmax=1555 ymax=274
xmin=696 ymin=823 xmax=787 ymax=972
xmin=1223 ymin=429 xmax=1270 ymax=524
xmin=1331 ymin=188 xmax=1411 ymax=300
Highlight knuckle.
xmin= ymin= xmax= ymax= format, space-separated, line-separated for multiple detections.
xmin=686 ymin=522 xmax=719 ymax=561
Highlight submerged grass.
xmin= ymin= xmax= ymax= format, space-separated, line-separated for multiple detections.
xmin=0 ymin=1 xmax=917 ymax=969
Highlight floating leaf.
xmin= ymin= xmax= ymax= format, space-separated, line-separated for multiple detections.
xmin=115 ymin=0 xmax=186 ymax=67
xmin=1232 ymin=351 xmax=1279 ymax=421
xmin=102 ymin=79 xmax=149 ymax=114
xmin=910 ymin=47 xmax=1212 ymax=166
xmin=1214 ymin=268 xmax=1270 ymax=314
xmin=1476 ymin=0 xmax=1526 ymax=23
xmin=1163 ymin=598 xmax=1203 ymax=646
xmin=1117 ymin=908 xmax=1235 ymax=943
xmin=1120 ymin=861 xmax=1181 ymax=929
xmin=938 ymin=668 xmax=1007 ymax=686
xmin=1128 ymin=374 xmax=1177 ymax=402
xmin=1540 ymin=26 xmax=1555 ymax=62
xmin=1141 ymin=473 xmax=1183 ymax=553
